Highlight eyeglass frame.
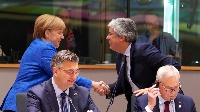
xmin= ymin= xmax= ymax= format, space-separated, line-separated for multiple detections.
xmin=160 ymin=82 xmax=180 ymax=93
xmin=59 ymin=68 xmax=80 ymax=75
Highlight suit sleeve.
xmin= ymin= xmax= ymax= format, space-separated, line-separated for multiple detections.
xmin=189 ymin=97 xmax=197 ymax=112
xmin=27 ymin=89 xmax=42 ymax=112
xmin=75 ymin=75 xmax=92 ymax=90
xmin=134 ymin=98 xmax=143 ymax=112
xmin=107 ymin=53 xmax=124 ymax=97
xmin=87 ymin=94 xmax=100 ymax=112
xmin=76 ymin=85 xmax=99 ymax=112
xmin=165 ymin=33 xmax=177 ymax=56
xmin=192 ymin=103 xmax=197 ymax=112
xmin=140 ymin=43 xmax=181 ymax=70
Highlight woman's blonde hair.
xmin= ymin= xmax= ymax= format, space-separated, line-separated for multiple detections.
xmin=33 ymin=14 xmax=66 ymax=38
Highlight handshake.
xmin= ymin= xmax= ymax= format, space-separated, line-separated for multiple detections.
xmin=92 ymin=81 xmax=110 ymax=96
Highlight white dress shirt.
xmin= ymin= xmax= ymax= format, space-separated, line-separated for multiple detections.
xmin=145 ymin=95 xmax=176 ymax=112
xmin=52 ymin=78 xmax=70 ymax=112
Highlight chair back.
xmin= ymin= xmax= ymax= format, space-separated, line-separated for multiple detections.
xmin=16 ymin=93 xmax=27 ymax=112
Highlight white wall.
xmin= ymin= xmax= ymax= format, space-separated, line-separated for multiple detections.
xmin=0 ymin=68 xmax=199 ymax=112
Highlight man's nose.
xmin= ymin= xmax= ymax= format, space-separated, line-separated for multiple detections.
xmin=106 ymin=35 xmax=109 ymax=39
xmin=61 ymin=35 xmax=64 ymax=39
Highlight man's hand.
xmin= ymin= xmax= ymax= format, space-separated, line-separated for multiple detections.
xmin=133 ymin=88 xmax=149 ymax=97
xmin=167 ymin=54 xmax=174 ymax=58
xmin=147 ymin=84 xmax=161 ymax=110
xmin=149 ymin=27 xmax=160 ymax=42
xmin=92 ymin=81 xmax=110 ymax=96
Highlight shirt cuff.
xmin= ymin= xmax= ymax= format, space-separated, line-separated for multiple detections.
xmin=145 ymin=105 xmax=153 ymax=112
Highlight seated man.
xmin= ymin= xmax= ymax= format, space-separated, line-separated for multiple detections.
xmin=134 ymin=65 xmax=196 ymax=112
xmin=27 ymin=50 xmax=99 ymax=112
xmin=137 ymin=13 xmax=177 ymax=57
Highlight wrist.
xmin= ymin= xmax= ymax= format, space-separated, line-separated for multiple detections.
xmin=92 ymin=81 xmax=99 ymax=90
xmin=147 ymin=104 xmax=154 ymax=110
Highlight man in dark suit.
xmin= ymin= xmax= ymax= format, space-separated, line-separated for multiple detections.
xmin=94 ymin=18 xmax=180 ymax=112
xmin=134 ymin=65 xmax=196 ymax=112
xmin=27 ymin=50 xmax=99 ymax=112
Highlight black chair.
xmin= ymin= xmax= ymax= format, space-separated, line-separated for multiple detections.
xmin=16 ymin=93 xmax=27 ymax=112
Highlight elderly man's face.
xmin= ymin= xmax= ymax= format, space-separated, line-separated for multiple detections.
xmin=159 ymin=76 xmax=180 ymax=101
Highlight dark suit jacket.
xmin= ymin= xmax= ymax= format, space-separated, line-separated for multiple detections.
xmin=108 ymin=41 xmax=180 ymax=112
xmin=134 ymin=93 xmax=197 ymax=112
xmin=27 ymin=78 xmax=99 ymax=112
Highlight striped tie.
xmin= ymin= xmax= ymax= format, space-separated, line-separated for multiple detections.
xmin=61 ymin=92 xmax=68 ymax=112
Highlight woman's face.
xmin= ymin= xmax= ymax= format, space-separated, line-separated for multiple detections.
xmin=45 ymin=28 xmax=64 ymax=48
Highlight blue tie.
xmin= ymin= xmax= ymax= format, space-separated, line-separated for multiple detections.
xmin=61 ymin=92 xmax=68 ymax=112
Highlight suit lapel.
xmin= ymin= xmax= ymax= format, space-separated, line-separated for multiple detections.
xmin=130 ymin=42 xmax=134 ymax=80
xmin=45 ymin=79 xmax=59 ymax=112
xmin=130 ymin=41 xmax=135 ymax=76
xmin=130 ymin=41 xmax=135 ymax=63
xmin=153 ymin=97 xmax=160 ymax=112
xmin=130 ymin=41 xmax=144 ymax=89
xmin=174 ymin=94 xmax=182 ymax=112
xmin=69 ymin=85 xmax=79 ymax=112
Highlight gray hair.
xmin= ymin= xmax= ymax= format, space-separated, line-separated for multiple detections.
xmin=50 ymin=50 xmax=79 ymax=68
xmin=108 ymin=18 xmax=138 ymax=42
xmin=156 ymin=65 xmax=180 ymax=82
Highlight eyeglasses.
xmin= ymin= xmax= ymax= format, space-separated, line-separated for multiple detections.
xmin=59 ymin=68 xmax=80 ymax=75
xmin=161 ymin=83 xmax=180 ymax=93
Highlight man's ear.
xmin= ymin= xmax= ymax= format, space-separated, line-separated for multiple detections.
xmin=155 ymin=79 xmax=159 ymax=83
xmin=120 ymin=36 xmax=126 ymax=41
xmin=52 ymin=67 xmax=58 ymax=77
xmin=155 ymin=79 xmax=159 ymax=87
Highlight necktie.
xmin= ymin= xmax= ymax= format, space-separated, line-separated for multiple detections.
xmin=61 ymin=92 xmax=68 ymax=112
xmin=164 ymin=101 xmax=170 ymax=112
xmin=153 ymin=39 xmax=158 ymax=48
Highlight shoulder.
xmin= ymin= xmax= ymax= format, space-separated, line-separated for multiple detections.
xmin=137 ymin=34 xmax=149 ymax=42
xmin=134 ymin=41 xmax=158 ymax=52
xmin=135 ymin=94 xmax=148 ymax=107
xmin=72 ymin=84 xmax=90 ymax=98
xmin=137 ymin=94 xmax=148 ymax=101
xmin=177 ymin=93 xmax=194 ymax=102
xmin=32 ymin=38 xmax=56 ymax=49
xmin=163 ymin=32 xmax=172 ymax=36
xmin=28 ymin=79 xmax=50 ymax=93
xmin=74 ymin=83 xmax=89 ymax=93
xmin=162 ymin=32 xmax=176 ymax=40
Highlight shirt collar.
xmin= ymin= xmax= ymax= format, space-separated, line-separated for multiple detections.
xmin=124 ymin=43 xmax=131 ymax=57
xmin=52 ymin=78 xmax=69 ymax=97
xmin=158 ymin=95 xmax=165 ymax=104
xmin=158 ymin=95 xmax=174 ymax=104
